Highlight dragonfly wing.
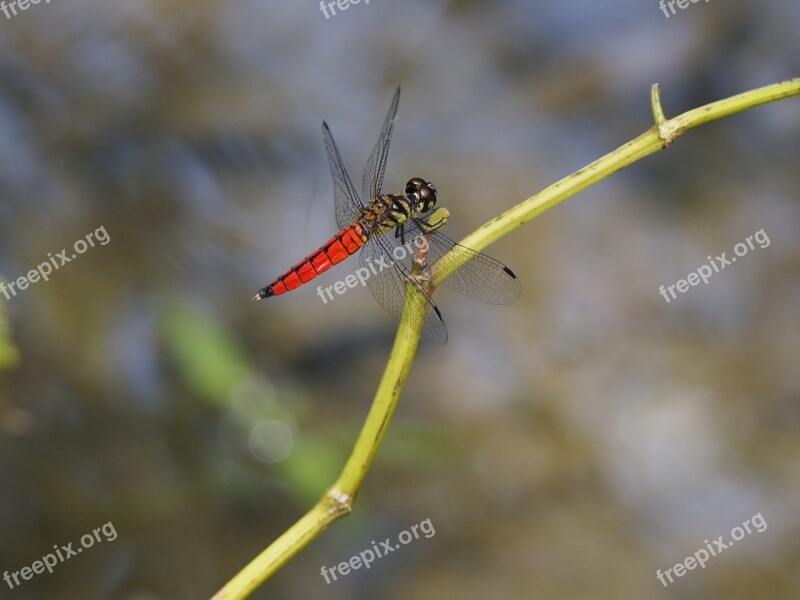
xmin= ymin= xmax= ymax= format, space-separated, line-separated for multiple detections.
xmin=405 ymin=221 xmax=521 ymax=305
xmin=359 ymin=232 xmax=448 ymax=345
xmin=362 ymin=86 xmax=401 ymax=202
xmin=322 ymin=121 xmax=364 ymax=229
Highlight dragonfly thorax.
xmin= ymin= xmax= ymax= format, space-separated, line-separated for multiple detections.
xmin=361 ymin=177 xmax=438 ymax=235
xmin=405 ymin=177 xmax=437 ymax=214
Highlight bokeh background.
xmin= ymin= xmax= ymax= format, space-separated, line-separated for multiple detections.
xmin=1 ymin=1 xmax=799 ymax=599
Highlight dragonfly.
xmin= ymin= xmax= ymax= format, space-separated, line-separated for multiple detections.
xmin=253 ymin=86 xmax=520 ymax=344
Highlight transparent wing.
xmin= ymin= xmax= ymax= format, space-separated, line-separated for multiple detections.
xmin=404 ymin=220 xmax=521 ymax=305
xmin=322 ymin=121 xmax=364 ymax=229
xmin=362 ymin=86 xmax=401 ymax=202
xmin=359 ymin=230 xmax=448 ymax=345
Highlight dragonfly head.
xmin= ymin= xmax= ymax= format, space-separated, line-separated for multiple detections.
xmin=405 ymin=177 xmax=437 ymax=214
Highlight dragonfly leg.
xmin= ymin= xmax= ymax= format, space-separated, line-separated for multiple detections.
xmin=416 ymin=207 xmax=450 ymax=233
xmin=394 ymin=223 xmax=407 ymax=245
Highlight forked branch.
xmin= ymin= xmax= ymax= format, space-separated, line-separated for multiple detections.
xmin=212 ymin=77 xmax=800 ymax=600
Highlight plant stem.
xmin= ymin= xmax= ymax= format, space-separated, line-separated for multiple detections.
xmin=212 ymin=77 xmax=800 ymax=599
xmin=434 ymin=78 xmax=800 ymax=284
xmin=212 ymin=289 xmax=421 ymax=599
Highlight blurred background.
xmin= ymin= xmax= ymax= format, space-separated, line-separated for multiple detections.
xmin=1 ymin=1 xmax=799 ymax=598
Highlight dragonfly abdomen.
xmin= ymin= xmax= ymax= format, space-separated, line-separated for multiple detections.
xmin=253 ymin=223 xmax=367 ymax=300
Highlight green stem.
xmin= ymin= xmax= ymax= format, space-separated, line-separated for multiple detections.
xmin=212 ymin=289 xmax=421 ymax=600
xmin=212 ymin=77 xmax=800 ymax=599
xmin=434 ymin=78 xmax=800 ymax=283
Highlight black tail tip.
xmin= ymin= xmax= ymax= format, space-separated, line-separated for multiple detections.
xmin=252 ymin=288 xmax=273 ymax=301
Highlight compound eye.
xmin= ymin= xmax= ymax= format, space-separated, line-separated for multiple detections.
xmin=405 ymin=177 xmax=426 ymax=194
xmin=420 ymin=186 xmax=435 ymax=206
xmin=419 ymin=185 xmax=437 ymax=211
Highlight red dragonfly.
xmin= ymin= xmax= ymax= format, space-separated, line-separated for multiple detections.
xmin=253 ymin=87 xmax=520 ymax=344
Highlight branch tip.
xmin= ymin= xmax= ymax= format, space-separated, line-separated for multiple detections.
xmin=650 ymin=83 xmax=667 ymax=125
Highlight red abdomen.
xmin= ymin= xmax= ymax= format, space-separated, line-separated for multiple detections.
xmin=254 ymin=223 xmax=367 ymax=299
